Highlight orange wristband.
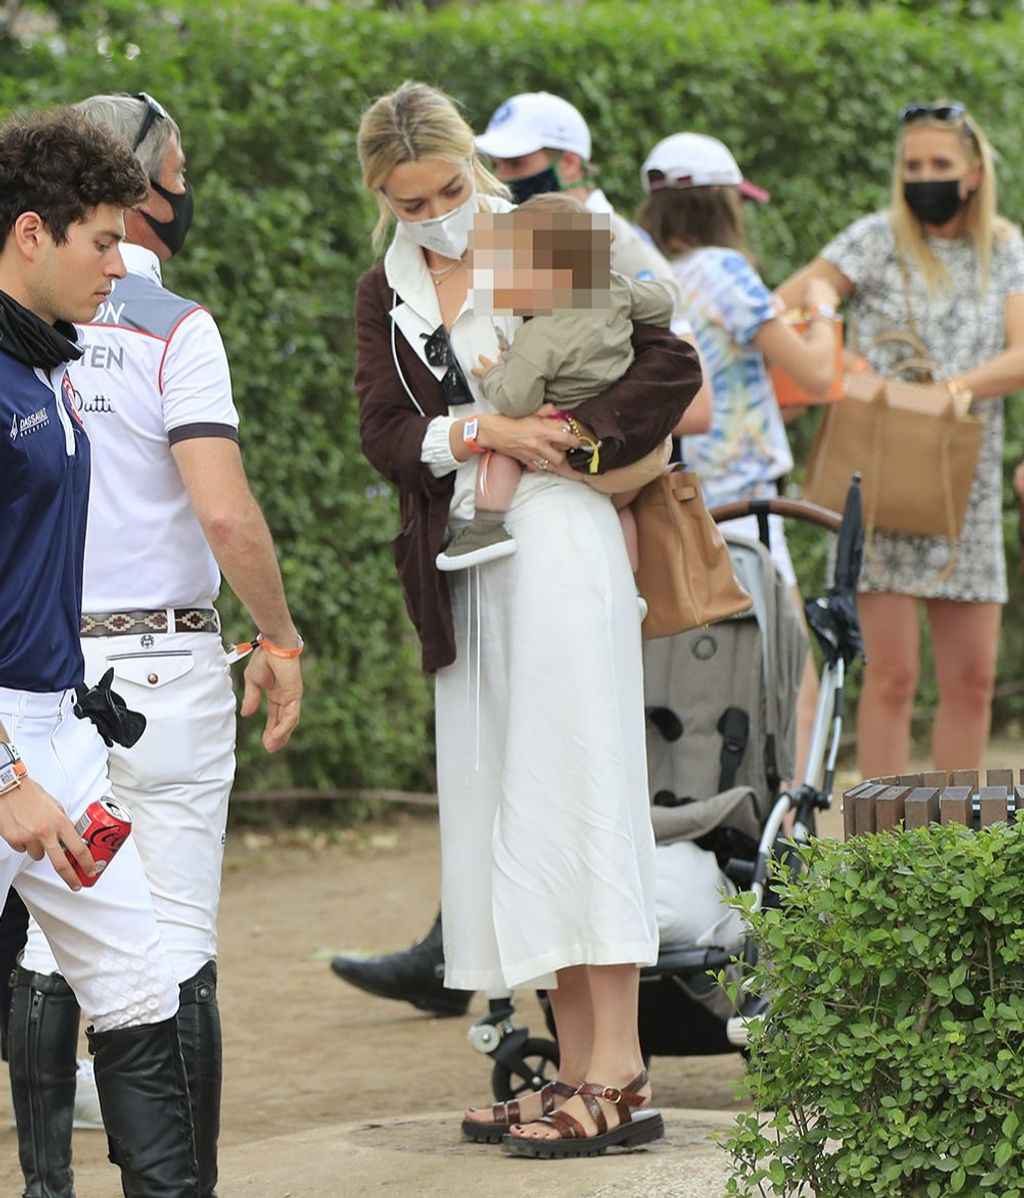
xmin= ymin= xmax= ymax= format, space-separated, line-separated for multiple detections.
xmin=256 ymin=632 xmax=304 ymax=659
xmin=462 ymin=416 xmax=485 ymax=455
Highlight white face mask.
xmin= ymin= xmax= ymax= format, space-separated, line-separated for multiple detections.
xmin=399 ymin=187 xmax=477 ymax=260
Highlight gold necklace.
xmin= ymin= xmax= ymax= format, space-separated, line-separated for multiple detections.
xmin=427 ymin=259 xmax=462 ymax=286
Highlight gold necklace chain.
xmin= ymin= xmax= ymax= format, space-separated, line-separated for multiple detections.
xmin=426 ymin=259 xmax=463 ymax=286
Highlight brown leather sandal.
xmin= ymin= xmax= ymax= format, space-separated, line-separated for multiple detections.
xmin=501 ymin=1068 xmax=664 ymax=1158
xmin=461 ymin=1079 xmax=577 ymax=1144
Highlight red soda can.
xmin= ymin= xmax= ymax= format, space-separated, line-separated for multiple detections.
xmin=65 ymin=798 xmax=133 ymax=887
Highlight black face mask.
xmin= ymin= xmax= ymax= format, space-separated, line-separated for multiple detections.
xmin=508 ymin=163 xmax=563 ymax=206
xmin=141 ymin=179 xmax=194 ymax=256
xmin=903 ymin=179 xmax=965 ymax=227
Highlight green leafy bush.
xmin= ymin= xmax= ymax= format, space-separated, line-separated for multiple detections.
xmin=724 ymin=823 xmax=1024 ymax=1197
xmin=3 ymin=0 xmax=1024 ymax=788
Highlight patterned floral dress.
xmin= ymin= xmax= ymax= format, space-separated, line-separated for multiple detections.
xmin=821 ymin=212 xmax=1024 ymax=603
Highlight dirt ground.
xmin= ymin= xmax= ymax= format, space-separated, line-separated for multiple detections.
xmin=0 ymin=758 xmax=987 ymax=1194
xmin=0 ymin=807 xmax=766 ymax=1195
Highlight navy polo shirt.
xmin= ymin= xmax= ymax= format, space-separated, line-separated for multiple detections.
xmin=0 ymin=350 xmax=90 ymax=692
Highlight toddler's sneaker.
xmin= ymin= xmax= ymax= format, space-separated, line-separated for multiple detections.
xmin=436 ymin=521 xmax=517 ymax=571
xmin=73 ymin=1058 xmax=104 ymax=1130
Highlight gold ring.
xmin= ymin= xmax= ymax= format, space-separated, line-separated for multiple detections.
xmin=532 ymin=457 xmax=550 ymax=470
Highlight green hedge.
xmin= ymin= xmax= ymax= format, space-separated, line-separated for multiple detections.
xmin=724 ymin=823 xmax=1024 ymax=1196
xmin=4 ymin=0 xmax=1023 ymax=788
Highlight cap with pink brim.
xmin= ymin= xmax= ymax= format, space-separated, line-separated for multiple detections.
xmin=641 ymin=132 xmax=770 ymax=203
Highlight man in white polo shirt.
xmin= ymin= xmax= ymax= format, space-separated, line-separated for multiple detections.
xmin=8 ymin=92 xmax=303 ymax=1198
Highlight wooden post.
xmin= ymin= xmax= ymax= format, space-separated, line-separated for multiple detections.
xmin=842 ymin=781 xmax=871 ymax=841
xmin=950 ymin=769 xmax=978 ymax=790
xmin=978 ymin=787 xmax=1009 ymax=827
xmin=939 ymin=785 xmax=972 ymax=825
xmin=855 ymin=784 xmax=888 ymax=836
xmin=920 ymin=770 xmax=949 ymax=788
xmin=904 ymin=788 xmax=941 ymax=828
xmin=875 ymin=786 xmax=912 ymax=833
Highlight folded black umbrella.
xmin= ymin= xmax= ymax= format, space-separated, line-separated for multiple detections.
xmin=805 ymin=474 xmax=866 ymax=667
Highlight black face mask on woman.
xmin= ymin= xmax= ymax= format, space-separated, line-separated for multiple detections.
xmin=903 ymin=179 xmax=965 ymax=226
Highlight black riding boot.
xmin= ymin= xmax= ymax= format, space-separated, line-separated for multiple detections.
xmin=8 ymin=967 xmax=80 ymax=1198
xmin=0 ymin=890 xmax=30 ymax=1059
xmin=176 ymin=963 xmax=221 ymax=1198
xmin=329 ymin=909 xmax=472 ymax=1017
xmin=87 ymin=1016 xmax=199 ymax=1198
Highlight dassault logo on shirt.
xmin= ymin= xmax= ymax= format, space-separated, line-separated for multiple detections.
xmin=9 ymin=406 xmax=50 ymax=441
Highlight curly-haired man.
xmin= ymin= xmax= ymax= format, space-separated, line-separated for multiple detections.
xmin=0 ymin=108 xmax=200 ymax=1196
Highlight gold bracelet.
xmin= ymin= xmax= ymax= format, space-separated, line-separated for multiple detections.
xmin=945 ymin=377 xmax=974 ymax=410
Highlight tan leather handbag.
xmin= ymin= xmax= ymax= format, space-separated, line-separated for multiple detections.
xmin=803 ymin=250 xmax=982 ymax=571
xmin=802 ymin=339 xmax=981 ymax=542
xmin=634 ymin=465 xmax=752 ymax=641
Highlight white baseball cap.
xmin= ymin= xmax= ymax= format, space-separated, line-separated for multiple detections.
xmin=641 ymin=133 xmax=770 ymax=202
xmin=475 ymin=92 xmax=592 ymax=161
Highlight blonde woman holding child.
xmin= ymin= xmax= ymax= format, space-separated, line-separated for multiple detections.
xmin=353 ymin=81 xmax=702 ymax=1157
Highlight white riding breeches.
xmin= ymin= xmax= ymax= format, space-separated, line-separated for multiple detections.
xmin=22 ymin=630 xmax=237 ymax=985
xmin=0 ymin=685 xmax=178 ymax=1033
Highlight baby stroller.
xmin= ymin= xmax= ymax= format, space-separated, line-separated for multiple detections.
xmin=466 ymin=478 xmax=865 ymax=1098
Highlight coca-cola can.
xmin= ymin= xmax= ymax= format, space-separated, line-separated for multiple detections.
xmin=66 ymin=798 xmax=133 ymax=887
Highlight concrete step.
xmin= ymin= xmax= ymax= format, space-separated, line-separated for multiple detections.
xmin=55 ymin=1108 xmax=737 ymax=1197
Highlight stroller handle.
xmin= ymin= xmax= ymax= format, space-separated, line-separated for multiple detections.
xmin=709 ymin=496 xmax=841 ymax=533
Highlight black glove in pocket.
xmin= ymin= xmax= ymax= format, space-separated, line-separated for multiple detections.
xmin=73 ymin=667 xmax=148 ymax=748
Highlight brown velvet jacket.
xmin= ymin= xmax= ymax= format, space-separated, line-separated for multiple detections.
xmin=355 ymin=262 xmax=703 ymax=672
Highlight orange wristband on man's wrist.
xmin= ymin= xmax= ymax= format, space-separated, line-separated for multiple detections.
xmin=256 ymin=632 xmax=304 ymax=659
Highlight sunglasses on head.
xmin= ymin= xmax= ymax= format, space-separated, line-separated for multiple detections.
xmin=131 ymin=92 xmax=170 ymax=152
xmin=899 ymin=102 xmax=967 ymax=126
xmin=421 ymin=326 xmax=473 ymax=406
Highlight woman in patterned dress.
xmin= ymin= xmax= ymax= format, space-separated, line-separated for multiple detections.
xmin=779 ymin=102 xmax=1024 ymax=776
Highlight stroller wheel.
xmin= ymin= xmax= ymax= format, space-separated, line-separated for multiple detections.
xmin=491 ymin=1036 xmax=560 ymax=1102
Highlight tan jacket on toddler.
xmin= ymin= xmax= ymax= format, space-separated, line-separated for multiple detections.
xmin=480 ymin=273 xmax=675 ymax=417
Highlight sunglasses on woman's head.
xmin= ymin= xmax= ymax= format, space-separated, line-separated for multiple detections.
xmin=421 ymin=326 xmax=473 ymax=406
xmin=899 ymin=103 xmax=967 ymax=126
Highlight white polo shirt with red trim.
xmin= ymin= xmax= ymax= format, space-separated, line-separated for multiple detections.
xmin=70 ymin=243 xmax=239 ymax=610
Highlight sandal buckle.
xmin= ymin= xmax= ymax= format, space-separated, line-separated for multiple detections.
xmin=601 ymin=1086 xmax=623 ymax=1103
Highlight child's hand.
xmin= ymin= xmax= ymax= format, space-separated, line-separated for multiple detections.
xmin=471 ymin=353 xmax=504 ymax=379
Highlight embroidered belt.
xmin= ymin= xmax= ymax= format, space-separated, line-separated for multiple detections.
xmin=80 ymin=608 xmax=221 ymax=638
